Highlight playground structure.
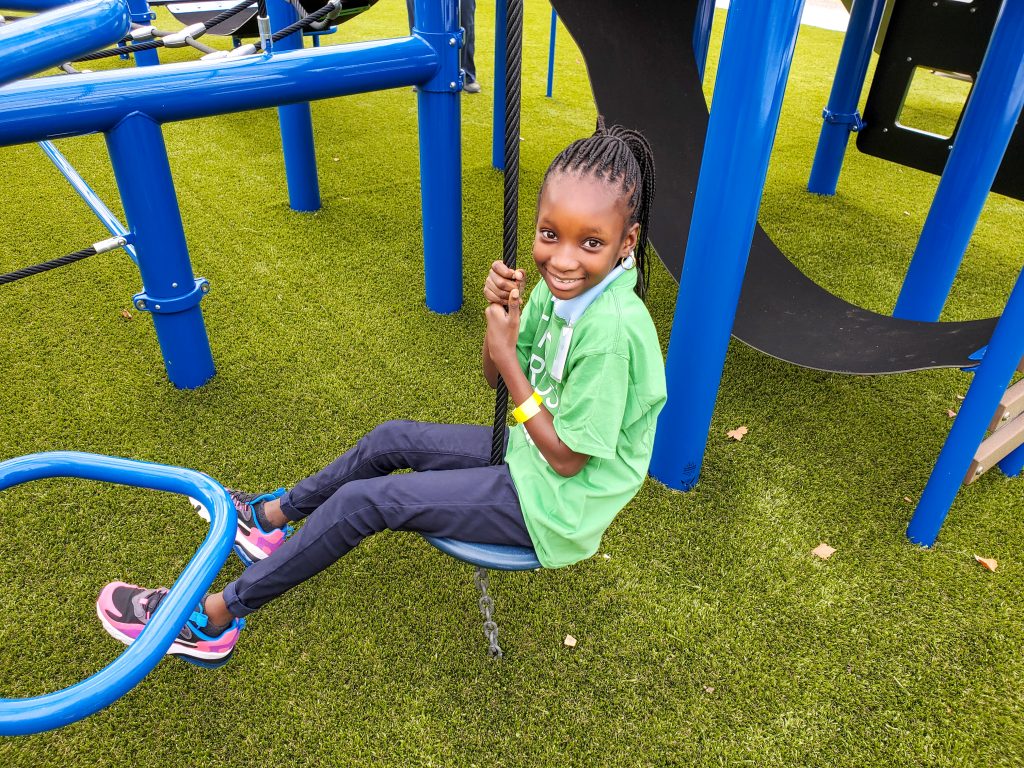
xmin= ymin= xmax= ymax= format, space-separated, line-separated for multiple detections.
xmin=1 ymin=0 xmax=1023 ymax=736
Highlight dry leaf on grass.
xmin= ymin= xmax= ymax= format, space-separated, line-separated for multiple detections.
xmin=726 ymin=426 xmax=749 ymax=441
xmin=974 ymin=555 xmax=998 ymax=572
xmin=811 ymin=543 xmax=836 ymax=560
xmin=955 ymin=394 xmax=965 ymax=401
xmin=703 ymin=685 xmax=715 ymax=694
xmin=947 ymin=409 xmax=957 ymax=418
xmin=119 ymin=309 xmax=133 ymax=321
xmin=903 ymin=496 xmax=913 ymax=503
xmin=563 ymin=635 xmax=578 ymax=649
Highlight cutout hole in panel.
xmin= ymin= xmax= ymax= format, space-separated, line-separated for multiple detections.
xmin=897 ymin=66 xmax=973 ymax=139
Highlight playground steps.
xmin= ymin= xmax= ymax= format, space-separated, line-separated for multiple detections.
xmin=965 ymin=378 xmax=1024 ymax=485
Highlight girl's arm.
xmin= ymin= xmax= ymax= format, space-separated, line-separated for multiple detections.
xmin=482 ymin=337 xmax=499 ymax=389
xmin=482 ymin=261 xmax=524 ymax=390
xmin=485 ymin=291 xmax=590 ymax=477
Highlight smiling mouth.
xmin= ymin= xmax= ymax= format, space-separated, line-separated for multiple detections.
xmin=551 ymin=275 xmax=583 ymax=289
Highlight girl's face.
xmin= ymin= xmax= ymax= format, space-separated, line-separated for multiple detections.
xmin=533 ymin=172 xmax=640 ymax=301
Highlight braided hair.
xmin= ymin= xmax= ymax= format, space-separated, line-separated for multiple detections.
xmin=540 ymin=118 xmax=656 ymax=299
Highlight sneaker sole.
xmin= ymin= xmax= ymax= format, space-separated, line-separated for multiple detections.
xmin=189 ymin=497 xmax=261 ymax=567
xmin=96 ymin=601 xmax=235 ymax=666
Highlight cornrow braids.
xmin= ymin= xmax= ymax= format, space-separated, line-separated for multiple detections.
xmin=541 ymin=117 xmax=657 ymax=298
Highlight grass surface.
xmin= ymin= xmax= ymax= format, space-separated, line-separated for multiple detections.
xmin=2 ymin=1 xmax=1024 ymax=765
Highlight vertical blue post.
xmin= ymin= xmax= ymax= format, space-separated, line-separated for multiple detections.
xmin=126 ymin=0 xmax=159 ymax=67
xmin=999 ymin=443 xmax=1024 ymax=478
xmin=492 ymin=0 xmax=508 ymax=169
xmin=907 ymin=268 xmax=1024 ymax=545
xmin=545 ymin=8 xmax=556 ymax=98
xmin=648 ymin=0 xmax=806 ymax=491
xmin=106 ymin=113 xmax=215 ymax=389
xmin=693 ymin=0 xmax=714 ymax=82
xmin=806 ymin=0 xmax=886 ymax=194
xmin=414 ymin=0 xmax=463 ymax=313
xmin=893 ymin=1 xmax=1024 ymax=322
xmin=267 ymin=0 xmax=321 ymax=212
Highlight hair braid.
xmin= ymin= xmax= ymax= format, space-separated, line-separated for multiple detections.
xmin=541 ymin=117 xmax=657 ymax=298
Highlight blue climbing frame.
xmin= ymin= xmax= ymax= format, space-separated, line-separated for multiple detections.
xmin=0 ymin=452 xmax=237 ymax=736
xmin=0 ymin=0 xmax=465 ymax=387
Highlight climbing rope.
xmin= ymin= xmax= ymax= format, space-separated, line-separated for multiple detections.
xmin=489 ymin=0 xmax=524 ymax=468
xmin=0 ymin=237 xmax=126 ymax=286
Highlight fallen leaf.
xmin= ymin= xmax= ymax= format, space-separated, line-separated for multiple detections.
xmin=903 ymin=496 xmax=913 ymax=503
xmin=119 ymin=309 xmax=132 ymax=320
xmin=946 ymin=409 xmax=957 ymax=418
xmin=602 ymin=553 xmax=611 ymax=560
xmin=727 ymin=425 xmax=749 ymax=441
xmin=703 ymin=685 xmax=715 ymax=694
xmin=563 ymin=634 xmax=577 ymax=648
xmin=973 ymin=555 xmax=998 ymax=572
xmin=811 ymin=542 xmax=836 ymax=560
xmin=333 ymin=157 xmax=339 ymax=161
xmin=955 ymin=394 xmax=965 ymax=401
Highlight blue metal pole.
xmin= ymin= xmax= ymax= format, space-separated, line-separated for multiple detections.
xmin=999 ymin=443 xmax=1024 ymax=478
xmin=693 ymin=0 xmax=714 ymax=82
xmin=0 ymin=452 xmax=234 ymax=736
xmin=105 ymin=113 xmax=215 ymax=389
xmin=414 ymin=0 xmax=463 ymax=313
xmin=492 ymin=0 xmax=507 ymax=169
xmin=806 ymin=0 xmax=886 ymax=195
xmin=0 ymin=0 xmax=130 ymax=87
xmin=0 ymin=38 xmax=438 ymax=146
xmin=268 ymin=0 xmax=321 ymax=212
xmin=39 ymin=140 xmax=138 ymax=264
xmin=907 ymin=267 xmax=1024 ymax=546
xmin=649 ymin=0 xmax=806 ymax=491
xmin=0 ymin=0 xmax=68 ymax=9
xmin=893 ymin=1 xmax=1024 ymax=322
xmin=545 ymin=7 xmax=556 ymax=98
xmin=125 ymin=0 xmax=159 ymax=66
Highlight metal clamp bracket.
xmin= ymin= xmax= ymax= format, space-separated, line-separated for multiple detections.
xmin=414 ymin=27 xmax=464 ymax=93
xmin=133 ymin=277 xmax=210 ymax=314
xmin=822 ymin=108 xmax=865 ymax=132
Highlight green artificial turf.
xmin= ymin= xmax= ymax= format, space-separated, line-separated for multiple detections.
xmin=2 ymin=1 xmax=1024 ymax=765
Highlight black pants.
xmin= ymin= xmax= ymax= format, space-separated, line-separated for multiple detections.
xmin=223 ymin=421 xmax=531 ymax=616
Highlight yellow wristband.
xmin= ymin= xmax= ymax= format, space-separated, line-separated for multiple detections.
xmin=512 ymin=392 xmax=544 ymax=424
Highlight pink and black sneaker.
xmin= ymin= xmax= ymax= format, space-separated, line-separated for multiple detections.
xmin=96 ymin=581 xmax=244 ymax=668
xmin=191 ymin=488 xmax=291 ymax=567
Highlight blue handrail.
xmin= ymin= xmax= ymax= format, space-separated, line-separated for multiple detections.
xmin=0 ymin=0 xmax=131 ymax=88
xmin=0 ymin=452 xmax=235 ymax=736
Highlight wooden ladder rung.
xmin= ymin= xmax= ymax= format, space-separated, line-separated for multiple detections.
xmin=965 ymin=412 xmax=1024 ymax=485
xmin=988 ymin=379 xmax=1024 ymax=433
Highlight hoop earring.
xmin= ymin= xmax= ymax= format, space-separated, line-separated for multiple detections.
xmin=622 ymin=250 xmax=636 ymax=270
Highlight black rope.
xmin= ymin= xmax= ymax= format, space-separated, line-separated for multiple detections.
xmin=489 ymin=0 xmax=524 ymax=467
xmin=254 ymin=2 xmax=335 ymax=50
xmin=0 ymin=247 xmax=98 ymax=286
xmin=201 ymin=0 xmax=258 ymax=31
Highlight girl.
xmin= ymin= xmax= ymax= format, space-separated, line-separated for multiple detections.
xmin=96 ymin=122 xmax=668 ymax=666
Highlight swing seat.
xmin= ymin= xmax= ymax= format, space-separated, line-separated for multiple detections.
xmin=421 ymin=536 xmax=541 ymax=571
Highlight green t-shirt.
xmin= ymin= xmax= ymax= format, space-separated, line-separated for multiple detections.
xmin=505 ymin=268 xmax=667 ymax=568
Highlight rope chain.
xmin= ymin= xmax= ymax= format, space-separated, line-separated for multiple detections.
xmin=474 ymin=567 xmax=502 ymax=658
xmin=0 ymin=247 xmax=97 ymax=286
xmin=489 ymin=0 xmax=524 ymax=468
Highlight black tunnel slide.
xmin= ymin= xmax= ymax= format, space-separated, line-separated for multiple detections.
xmin=548 ymin=0 xmax=997 ymax=374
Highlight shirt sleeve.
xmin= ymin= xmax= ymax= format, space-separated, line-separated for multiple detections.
xmin=552 ymin=351 xmax=629 ymax=460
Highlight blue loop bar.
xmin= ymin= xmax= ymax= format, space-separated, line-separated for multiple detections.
xmin=0 ymin=0 xmax=131 ymax=88
xmin=422 ymin=536 xmax=541 ymax=571
xmin=0 ymin=452 xmax=235 ymax=736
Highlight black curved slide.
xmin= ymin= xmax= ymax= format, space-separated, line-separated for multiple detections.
xmin=549 ymin=0 xmax=997 ymax=374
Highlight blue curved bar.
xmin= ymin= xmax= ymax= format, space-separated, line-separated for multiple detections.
xmin=0 ymin=0 xmax=131 ymax=88
xmin=0 ymin=36 xmax=437 ymax=147
xmin=422 ymin=535 xmax=541 ymax=571
xmin=0 ymin=452 xmax=234 ymax=736
xmin=0 ymin=0 xmax=71 ymax=11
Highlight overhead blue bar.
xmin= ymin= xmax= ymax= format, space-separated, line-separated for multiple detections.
xmin=0 ymin=0 xmax=130 ymax=88
xmin=0 ymin=452 xmax=234 ymax=736
xmin=0 ymin=0 xmax=71 ymax=11
xmin=893 ymin=0 xmax=1024 ymax=322
xmin=545 ymin=8 xmax=556 ymax=98
xmin=38 ymin=140 xmax=138 ymax=264
xmin=0 ymin=36 xmax=438 ymax=147
xmin=492 ymin=0 xmax=508 ymax=170
xmin=649 ymin=0 xmax=806 ymax=491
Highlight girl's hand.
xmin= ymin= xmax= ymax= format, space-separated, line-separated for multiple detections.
xmin=484 ymin=261 xmax=525 ymax=306
xmin=484 ymin=288 xmax=522 ymax=372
